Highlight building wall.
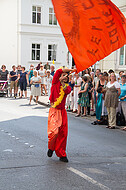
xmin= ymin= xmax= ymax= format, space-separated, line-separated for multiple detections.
xmin=19 ymin=0 xmax=70 ymax=70
xmin=99 ymin=0 xmax=126 ymax=73
xmin=0 ymin=0 xmax=71 ymax=71
xmin=0 ymin=0 xmax=125 ymax=71
xmin=0 ymin=0 xmax=18 ymax=70
xmin=111 ymin=0 xmax=126 ymax=7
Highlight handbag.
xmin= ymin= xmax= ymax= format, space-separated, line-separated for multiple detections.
xmin=116 ymin=109 xmax=126 ymax=126
xmin=78 ymin=93 xmax=82 ymax=98
xmin=35 ymin=84 xmax=40 ymax=88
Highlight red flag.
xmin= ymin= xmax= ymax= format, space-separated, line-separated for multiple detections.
xmin=52 ymin=0 xmax=126 ymax=72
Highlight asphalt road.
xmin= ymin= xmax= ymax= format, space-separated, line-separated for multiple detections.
xmin=0 ymin=96 xmax=126 ymax=190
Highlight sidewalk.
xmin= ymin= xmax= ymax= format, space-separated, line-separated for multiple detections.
xmin=37 ymin=96 xmax=125 ymax=130
xmin=37 ymin=95 xmax=96 ymax=122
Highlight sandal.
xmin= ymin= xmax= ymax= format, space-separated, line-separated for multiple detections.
xmin=121 ymin=127 xmax=126 ymax=131
xmin=81 ymin=114 xmax=87 ymax=117
xmin=109 ymin=126 xmax=115 ymax=129
xmin=75 ymin=114 xmax=80 ymax=117
xmin=91 ymin=121 xmax=98 ymax=125
xmin=73 ymin=110 xmax=77 ymax=113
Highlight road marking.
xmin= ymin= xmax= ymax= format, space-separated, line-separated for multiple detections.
xmin=67 ymin=167 xmax=111 ymax=190
xmin=25 ymin=143 xmax=29 ymax=145
xmin=29 ymin=145 xmax=35 ymax=148
xmin=3 ymin=149 xmax=13 ymax=152
xmin=0 ymin=128 xmax=35 ymax=149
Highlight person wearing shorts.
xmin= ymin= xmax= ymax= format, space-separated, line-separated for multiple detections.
xmin=9 ymin=65 xmax=18 ymax=97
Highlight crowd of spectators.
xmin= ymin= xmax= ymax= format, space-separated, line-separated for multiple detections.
xmin=66 ymin=68 xmax=126 ymax=130
xmin=0 ymin=63 xmax=126 ymax=130
xmin=0 ymin=62 xmax=55 ymax=103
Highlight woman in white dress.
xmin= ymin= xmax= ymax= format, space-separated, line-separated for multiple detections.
xmin=45 ymin=70 xmax=53 ymax=103
xmin=38 ymin=64 xmax=47 ymax=95
xmin=29 ymin=70 xmax=41 ymax=104
xmin=73 ymin=74 xmax=82 ymax=112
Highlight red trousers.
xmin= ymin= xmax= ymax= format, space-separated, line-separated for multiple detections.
xmin=48 ymin=108 xmax=68 ymax=158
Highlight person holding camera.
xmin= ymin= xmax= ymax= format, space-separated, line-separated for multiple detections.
xmin=75 ymin=76 xmax=89 ymax=117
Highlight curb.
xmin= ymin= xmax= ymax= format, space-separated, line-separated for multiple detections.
xmin=35 ymin=99 xmax=126 ymax=130
xmin=35 ymin=98 xmax=96 ymax=122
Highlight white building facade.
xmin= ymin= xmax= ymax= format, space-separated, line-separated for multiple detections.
xmin=0 ymin=0 xmax=125 ymax=72
xmin=99 ymin=0 xmax=126 ymax=73
xmin=0 ymin=0 xmax=72 ymax=70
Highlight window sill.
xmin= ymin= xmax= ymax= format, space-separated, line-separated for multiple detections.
xmin=21 ymin=23 xmax=60 ymax=28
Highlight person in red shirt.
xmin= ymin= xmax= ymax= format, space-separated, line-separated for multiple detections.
xmin=47 ymin=68 xmax=76 ymax=162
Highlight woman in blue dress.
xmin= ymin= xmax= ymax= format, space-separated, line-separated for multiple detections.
xmin=18 ymin=67 xmax=29 ymax=98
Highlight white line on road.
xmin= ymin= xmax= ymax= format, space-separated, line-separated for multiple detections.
xmin=25 ymin=143 xmax=29 ymax=145
xmin=0 ymin=128 xmax=35 ymax=148
xmin=29 ymin=145 xmax=35 ymax=148
xmin=3 ymin=149 xmax=13 ymax=152
xmin=67 ymin=167 xmax=111 ymax=190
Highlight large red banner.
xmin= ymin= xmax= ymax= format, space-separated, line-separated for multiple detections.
xmin=52 ymin=0 xmax=126 ymax=72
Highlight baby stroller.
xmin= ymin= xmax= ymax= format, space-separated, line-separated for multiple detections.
xmin=0 ymin=80 xmax=8 ymax=97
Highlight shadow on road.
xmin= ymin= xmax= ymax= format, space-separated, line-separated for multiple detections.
xmin=19 ymin=104 xmax=35 ymax=107
xmin=0 ymin=115 xmax=48 ymax=131
xmin=33 ymin=106 xmax=47 ymax=110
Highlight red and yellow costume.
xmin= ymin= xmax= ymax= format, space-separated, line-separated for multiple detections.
xmin=48 ymin=69 xmax=71 ymax=158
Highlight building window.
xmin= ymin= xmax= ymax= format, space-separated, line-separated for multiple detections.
xmin=48 ymin=44 xmax=57 ymax=61
xmin=32 ymin=6 xmax=41 ymax=24
xmin=119 ymin=46 xmax=126 ymax=66
xmin=49 ymin=8 xmax=57 ymax=25
xmin=32 ymin=44 xmax=40 ymax=60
